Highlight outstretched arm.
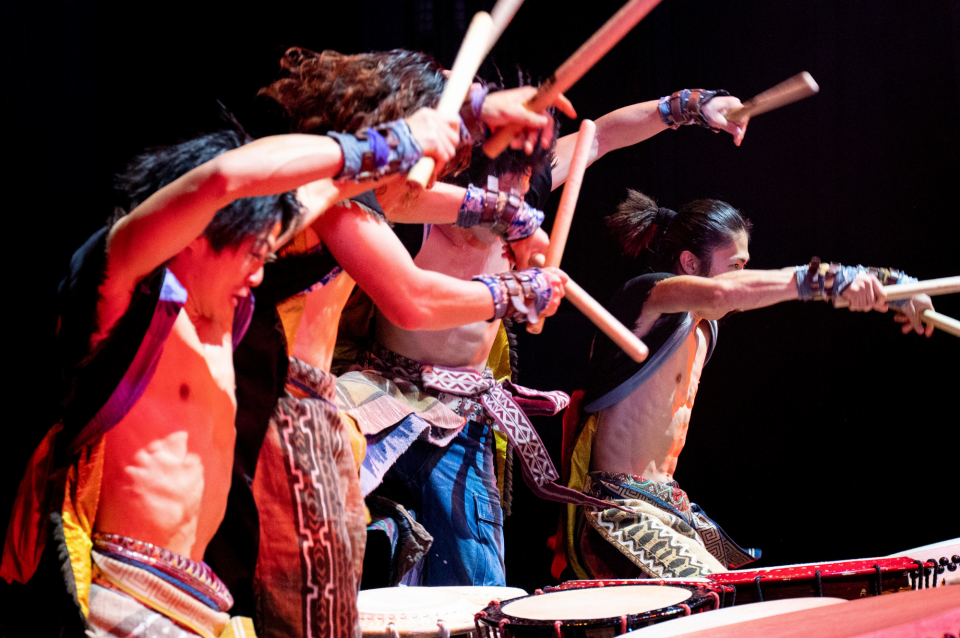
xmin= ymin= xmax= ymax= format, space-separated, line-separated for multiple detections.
xmin=635 ymin=268 xmax=889 ymax=337
xmin=311 ymin=202 xmax=565 ymax=331
xmin=552 ymin=95 xmax=747 ymax=189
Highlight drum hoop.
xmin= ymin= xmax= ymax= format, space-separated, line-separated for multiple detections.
xmin=476 ymin=584 xmax=712 ymax=629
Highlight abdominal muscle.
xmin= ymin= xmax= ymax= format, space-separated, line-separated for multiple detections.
xmin=94 ymin=311 xmax=237 ymax=563
xmin=375 ymin=224 xmax=507 ymax=370
xmin=591 ymin=320 xmax=710 ymax=484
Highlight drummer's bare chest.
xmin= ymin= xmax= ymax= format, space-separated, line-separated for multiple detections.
xmin=111 ymin=311 xmax=237 ymax=445
xmin=414 ymin=225 xmax=508 ymax=279
xmin=608 ymin=322 xmax=711 ymax=423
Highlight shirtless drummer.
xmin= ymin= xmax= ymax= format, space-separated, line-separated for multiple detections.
xmin=556 ymin=190 xmax=935 ymax=581
xmin=0 ymin=110 xmax=464 ymax=637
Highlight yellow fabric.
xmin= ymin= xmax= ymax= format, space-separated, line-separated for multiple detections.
xmin=338 ymin=410 xmax=371 ymax=526
xmin=494 ymin=429 xmax=509 ymax=499
xmin=486 ymin=323 xmax=513 ymax=504
xmin=564 ymin=413 xmax=600 ymax=580
xmin=276 ymin=294 xmax=307 ymax=355
xmin=487 ymin=322 xmax=513 ymax=383
xmin=61 ymin=437 xmax=106 ymax=616
xmin=221 ymin=616 xmax=258 ymax=638
xmin=339 ymin=410 xmax=367 ymax=471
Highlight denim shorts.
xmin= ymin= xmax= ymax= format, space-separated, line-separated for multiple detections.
xmin=381 ymin=420 xmax=505 ymax=586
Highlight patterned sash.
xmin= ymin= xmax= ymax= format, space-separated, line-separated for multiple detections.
xmin=364 ymin=344 xmax=612 ymax=509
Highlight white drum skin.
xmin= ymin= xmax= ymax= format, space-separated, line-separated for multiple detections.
xmin=501 ymin=585 xmax=694 ymax=621
xmin=358 ymin=586 xmax=528 ymax=637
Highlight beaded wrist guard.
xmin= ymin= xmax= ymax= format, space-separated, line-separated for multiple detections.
xmin=329 ymin=119 xmax=424 ymax=182
xmin=796 ymin=258 xmax=917 ymax=307
xmin=459 ymin=85 xmax=490 ymax=144
xmin=456 ymin=176 xmax=545 ymax=241
xmin=473 ymin=267 xmax=553 ymax=324
xmin=833 ymin=264 xmax=917 ymax=308
xmin=795 ymin=258 xmax=831 ymax=301
xmin=659 ymin=89 xmax=731 ymax=130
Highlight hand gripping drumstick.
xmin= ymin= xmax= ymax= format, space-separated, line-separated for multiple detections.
xmin=407 ymin=12 xmax=494 ymax=188
xmin=724 ymin=72 xmax=820 ymax=122
xmin=832 ymin=275 xmax=960 ymax=338
xmin=527 ymin=119 xmax=596 ymax=336
xmin=530 ymin=253 xmax=649 ymax=363
xmin=832 ymin=276 xmax=960 ymax=308
xmin=483 ymin=0 xmax=664 ymax=158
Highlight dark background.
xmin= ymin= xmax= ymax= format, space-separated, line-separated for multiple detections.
xmin=4 ymin=0 xmax=959 ymax=595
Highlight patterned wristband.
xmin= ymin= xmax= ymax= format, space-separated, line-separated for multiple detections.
xmin=474 ymin=273 xmax=509 ymax=321
xmin=467 ymin=176 xmax=545 ymax=240
xmin=473 ymin=268 xmax=553 ymax=324
xmin=795 ymin=258 xmax=829 ymax=301
xmin=329 ymin=119 xmax=424 ymax=182
xmin=833 ymin=264 xmax=918 ymax=308
xmin=659 ymin=89 xmax=730 ymax=129
xmin=457 ymin=184 xmax=486 ymax=228
xmin=503 ymin=201 xmax=545 ymax=241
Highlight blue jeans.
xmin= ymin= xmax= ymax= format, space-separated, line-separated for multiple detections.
xmin=381 ymin=420 xmax=505 ymax=586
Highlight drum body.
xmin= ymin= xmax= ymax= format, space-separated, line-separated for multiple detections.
xmin=359 ymin=586 xmax=527 ymax=638
xmin=475 ymin=583 xmax=717 ymax=638
xmin=622 ymin=597 xmax=847 ymax=638
xmin=707 ymin=556 xmax=928 ymax=604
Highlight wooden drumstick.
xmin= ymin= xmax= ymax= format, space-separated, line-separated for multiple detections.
xmin=407 ymin=12 xmax=494 ymax=188
xmin=483 ymin=0 xmax=663 ymax=158
xmin=921 ymin=310 xmax=960 ymax=338
xmin=724 ymin=72 xmax=819 ymax=122
xmin=527 ymin=119 xmax=596 ymax=335
xmin=530 ymin=254 xmax=649 ymax=363
xmin=833 ymin=276 xmax=960 ymax=308
xmin=487 ymin=0 xmax=526 ymax=54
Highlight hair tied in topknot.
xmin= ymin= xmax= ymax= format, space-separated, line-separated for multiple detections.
xmin=655 ymin=207 xmax=677 ymax=227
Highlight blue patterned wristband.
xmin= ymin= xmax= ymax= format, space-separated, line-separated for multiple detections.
xmin=474 ymin=273 xmax=509 ymax=320
xmin=834 ymin=264 xmax=917 ymax=308
xmin=457 ymin=184 xmax=486 ymax=228
xmin=329 ymin=119 xmax=423 ymax=182
xmin=797 ymin=259 xmax=917 ymax=307
xmin=473 ymin=268 xmax=553 ymax=323
xmin=458 ymin=177 xmax=544 ymax=240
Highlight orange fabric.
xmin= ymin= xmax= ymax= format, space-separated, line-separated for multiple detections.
xmin=1 ymin=423 xmax=64 ymax=584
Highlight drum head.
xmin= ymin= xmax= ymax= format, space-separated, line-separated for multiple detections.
xmin=437 ymin=586 xmax=528 ymax=606
xmin=358 ymin=586 xmax=529 ymax=637
xmin=502 ymin=585 xmax=693 ymax=621
xmin=358 ymin=587 xmax=474 ymax=637
xmin=624 ymin=597 xmax=847 ymax=637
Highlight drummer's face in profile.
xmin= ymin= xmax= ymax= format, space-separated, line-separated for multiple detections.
xmin=706 ymin=230 xmax=750 ymax=277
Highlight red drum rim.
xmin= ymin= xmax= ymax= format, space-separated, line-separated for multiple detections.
xmin=476 ymin=583 xmax=716 ymax=631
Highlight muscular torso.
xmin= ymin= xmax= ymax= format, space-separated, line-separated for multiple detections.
xmin=591 ymin=318 xmax=710 ymax=483
xmin=375 ymin=225 xmax=508 ymax=370
xmin=94 ymin=309 xmax=237 ymax=562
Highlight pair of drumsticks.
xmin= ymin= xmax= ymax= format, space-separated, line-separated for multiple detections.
xmin=408 ymin=0 xmax=960 ymax=352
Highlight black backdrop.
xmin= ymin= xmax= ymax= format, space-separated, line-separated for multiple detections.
xmin=3 ymin=0 xmax=959 ymax=595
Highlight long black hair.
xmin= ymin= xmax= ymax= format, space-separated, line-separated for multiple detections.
xmin=114 ymin=116 xmax=301 ymax=253
xmin=607 ymin=189 xmax=752 ymax=275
